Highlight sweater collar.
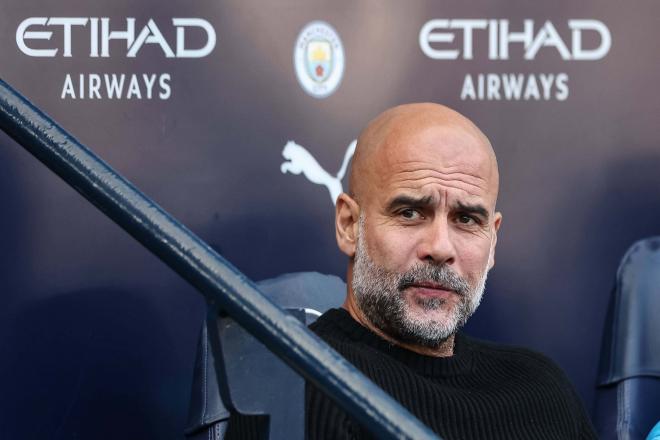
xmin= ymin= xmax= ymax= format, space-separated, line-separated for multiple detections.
xmin=319 ymin=308 xmax=474 ymax=377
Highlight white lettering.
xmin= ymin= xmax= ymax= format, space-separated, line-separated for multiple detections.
xmin=499 ymin=19 xmax=534 ymax=60
xmin=449 ymin=19 xmax=487 ymax=60
xmin=89 ymin=18 xmax=99 ymax=57
xmin=502 ymin=74 xmax=524 ymax=99
xmin=16 ymin=17 xmax=57 ymax=57
xmin=173 ymin=18 xmax=216 ymax=58
xmin=18 ymin=17 xmax=216 ymax=58
xmin=487 ymin=74 xmax=501 ymax=100
xmin=460 ymin=72 xmax=569 ymax=101
xmin=526 ymin=21 xmax=571 ymax=60
xmin=47 ymin=17 xmax=88 ymax=57
xmin=88 ymin=73 xmax=101 ymax=99
xmin=419 ymin=19 xmax=459 ymax=60
xmin=60 ymin=73 xmax=172 ymax=100
xmin=555 ymin=73 xmax=569 ymax=100
xmin=538 ymin=73 xmax=554 ymax=99
xmin=126 ymin=75 xmax=141 ymax=98
xmin=142 ymin=74 xmax=156 ymax=99
xmin=128 ymin=19 xmax=174 ymax=57
xmin=61 ymin=74 xmax=75 ymax=98
xmin=104 ymin=73 xmax=125 ymax=98
xmin=523 ymin=74 xmax=540 ymax=100
xmin=460 ymin=74 xmax=476 ymax=100
xmin=420 ymin=18 xmax=611 ymax=61
xmin=159 ymin=73 xmax=171 ymax=99
xmin=569 ymin=19 xmax=611 ymax=60
xmin=101 ymin=18 xmax=135 ymax=57
xmin=488 ymin=19 xmax=498 ymax=59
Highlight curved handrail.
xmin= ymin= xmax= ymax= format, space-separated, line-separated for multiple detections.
xmin=0 ymin=78 xmax=440 ymax=440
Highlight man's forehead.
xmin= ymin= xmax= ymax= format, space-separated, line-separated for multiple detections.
xmin=378 ymin=124 xmax=492 ymax=171
xmin=369 ymin=125 xmax=497 ymax=201
xmin=350 ymin=103 xmax=499 ymax=205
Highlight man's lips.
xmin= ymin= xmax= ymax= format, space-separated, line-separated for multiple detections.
xmin=404 ymin=282 xmax=458 ymax=298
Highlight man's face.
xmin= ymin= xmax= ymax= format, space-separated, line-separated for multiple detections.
xmin=348 ymin=123 xmax=500 ymax=347
xmin=352 ymin=214 xmax=488 ymax=347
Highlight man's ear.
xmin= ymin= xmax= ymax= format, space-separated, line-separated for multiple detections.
xmin=488 ymin=212 xmax=503 ymax=270
xmin=335 ymin=193 xmax=360 ymax=257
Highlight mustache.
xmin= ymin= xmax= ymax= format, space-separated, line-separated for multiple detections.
xmin=397 ymin=264 xmax=470 ymax=297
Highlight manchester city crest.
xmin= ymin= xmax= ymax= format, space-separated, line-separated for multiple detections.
xmin=294 ymin=21 xmax=345 ymax=98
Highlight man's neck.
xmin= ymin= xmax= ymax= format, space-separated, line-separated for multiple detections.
xmin=342 ymin=296 xmax=456 ymax=358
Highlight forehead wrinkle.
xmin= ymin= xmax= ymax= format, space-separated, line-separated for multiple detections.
xmin=386 ymin=159 xmax=491 ymax=183
xmin=390 ymin=167 xmax=489 ymax=185
xmin=385 ymin=170 xmax=490 ymax=196
xmin=388 ymin=180 xmax=486 ymax=199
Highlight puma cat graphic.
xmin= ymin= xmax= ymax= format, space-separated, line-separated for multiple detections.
xmin=280 ymin=140 xmax=357 ymax=204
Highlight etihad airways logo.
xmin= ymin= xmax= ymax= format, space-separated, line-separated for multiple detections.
xmin=16 ymin=17 xmax=217 ymax=100
xmin=418 ymin=18 xmax=612 ymax=101
xmin=419 ymin=19 xmax=610 ymax=61
xmin=16 ymin=17 xmax=216 ymax=58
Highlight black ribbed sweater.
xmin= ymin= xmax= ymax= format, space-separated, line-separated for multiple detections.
xmin=306 ymin=308 xmax=597 ymax=440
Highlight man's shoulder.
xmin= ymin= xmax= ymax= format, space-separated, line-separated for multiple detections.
xmin=307 ymin=308 xmax=399 ymax=366
xmin=461 ymin=333 xmax=572 ymax=381
xmin=309 ymin=308 xmax=338 ymax=327
xmin=462 ymin=333 xmax=550 ymax=359
xmin=463 ymin=333 xmax=596 ymax=437
xmin=309 ymin=307 xmax=358 ymax=338
xmin=309 ymin=308 xmax=345 ymax=336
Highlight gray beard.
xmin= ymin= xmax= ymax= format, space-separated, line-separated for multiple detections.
xmin=351 ymin=220 xmax=488 ymax=348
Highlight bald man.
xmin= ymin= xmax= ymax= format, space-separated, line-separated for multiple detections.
xmin=306 ymin=103 xmax=596 ymax=439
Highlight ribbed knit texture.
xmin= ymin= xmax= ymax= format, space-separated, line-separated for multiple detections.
xmin=306 ymin=308 xmax=597 ymax=440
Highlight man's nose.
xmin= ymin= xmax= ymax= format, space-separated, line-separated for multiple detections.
xmin=417 ymin=217 xmax=456 ymax=265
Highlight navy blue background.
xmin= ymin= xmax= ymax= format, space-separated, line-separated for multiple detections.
xmin=2 ymin=1 xmax=660 ymax=438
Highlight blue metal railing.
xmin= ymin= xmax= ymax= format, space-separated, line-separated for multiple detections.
xmin=0 ymin=78 xmax=440 ymax=440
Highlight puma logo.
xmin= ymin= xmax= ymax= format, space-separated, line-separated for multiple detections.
xmin=280 ymin=140 xmax=357 ymax=204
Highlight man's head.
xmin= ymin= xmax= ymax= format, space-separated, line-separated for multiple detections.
xmin=335 ymin=103 xmax=502 ymax=355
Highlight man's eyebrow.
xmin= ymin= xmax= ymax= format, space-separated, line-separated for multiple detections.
xmin=386 ymin=195 xmax=434 ymax=211
xmin=455 ymin=201 xmax=490 ymax=220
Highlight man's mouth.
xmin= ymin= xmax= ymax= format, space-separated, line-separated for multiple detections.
xmin=403 ymin=281 xmax=459 ymax=298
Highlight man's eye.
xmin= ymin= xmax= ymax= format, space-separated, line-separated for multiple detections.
xmin=458 ymin=214 xmax=476 ymax=225
xmin=400 ymin=209 xmax=421 ymax=220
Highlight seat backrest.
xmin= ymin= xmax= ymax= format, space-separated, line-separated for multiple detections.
xmin=185 ymin=272 xmax=346 ymax=439
xmin=595 ymin=237 xmax=660 ymax=440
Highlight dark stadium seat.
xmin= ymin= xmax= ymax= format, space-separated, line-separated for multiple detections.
xmin=594 ymin=237 xmax=660 ymax=440
xmin=184 ymin=272 xmax=346 ymax=439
